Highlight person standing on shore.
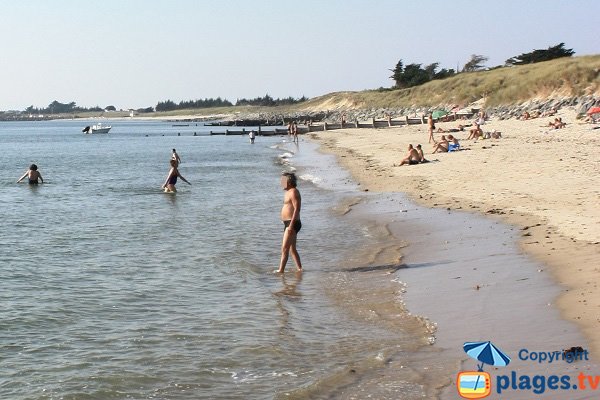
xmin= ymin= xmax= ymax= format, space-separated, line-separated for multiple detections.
xmin=171 ymin=149 xmax=181 ymax=166
xmin=276 ymin=172 xmax=303 ymax=273
xmin=292 ymin=121 xmax=298 ymax=143
xmin=162 ymin=159 xmax=190 ymax=193
xmin=428 ymin=112 xmax=436 ymax=144
xmin=17 ymin=164 xmax=44 ymax=184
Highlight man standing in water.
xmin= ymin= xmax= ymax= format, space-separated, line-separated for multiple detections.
xmin=277 ymin=172 xmax=303 ymax=273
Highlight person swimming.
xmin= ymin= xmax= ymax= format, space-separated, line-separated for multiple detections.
xmin=17 ymin=164 xmax=44 ymax=184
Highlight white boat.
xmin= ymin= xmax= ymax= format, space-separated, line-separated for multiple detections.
xmin=83 ymin=123 xmax=112 ymax=134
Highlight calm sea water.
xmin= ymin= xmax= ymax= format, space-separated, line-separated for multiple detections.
xmin=0 ymin=120 xmax=428 ymax=399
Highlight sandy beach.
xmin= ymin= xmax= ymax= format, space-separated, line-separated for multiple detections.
xmin=311 ymin=110 xmax=600 ymax=359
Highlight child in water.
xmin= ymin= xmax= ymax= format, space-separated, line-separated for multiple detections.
xmin=17 ymin=164 xmax=44 ymax=184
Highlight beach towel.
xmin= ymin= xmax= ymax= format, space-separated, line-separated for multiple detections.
xmin=448 ymin=143 xmax=460 ymax=152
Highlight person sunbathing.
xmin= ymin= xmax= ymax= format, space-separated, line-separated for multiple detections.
xmin=432 ymin=136 xmax=449 ymax=153
xmin=554 ymin=117 xmax=566 ymax=129
xmin=447 ymin=135 xmax=461 ymax=151
xmin=437 ymin=124 xmax=465 ymax=133
xmin=416 ymin=144 xmax=429 ymax=163
xmin=484 ymin=130 xmax=502 ymax=139
xmin=467 ymin=123 xmax=483 ymax=140
xmin=396 ymin=144 xmax=421 ymax=166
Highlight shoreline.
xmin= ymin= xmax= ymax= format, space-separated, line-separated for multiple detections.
xmin=297 ymin=110 xmax=599 ymax=397
xmin=307 ymin=110 xmax=599 ymax=358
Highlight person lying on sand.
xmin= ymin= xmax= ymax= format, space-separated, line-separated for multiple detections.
xmin=432 ymin=135 xmax=449 ymax=153
xmin=436 ymin=124 xmax=465 ymax=133
xmin=395 ymin=144 xmax=421 ymax=166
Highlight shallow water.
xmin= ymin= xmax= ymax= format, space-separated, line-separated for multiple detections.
xmin=0 ymin=120 xmax=429 ymax=399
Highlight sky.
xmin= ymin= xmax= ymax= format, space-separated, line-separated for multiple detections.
xmin=0 ymin=0 xmax=598 ymax=111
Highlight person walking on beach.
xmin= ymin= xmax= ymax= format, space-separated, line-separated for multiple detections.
xmin=276 ymin=172 xmax=303 ymax=273
xmin=171 ymin=149 xmax=181 ymax=165
xmin=162 ymin=159 xmax=190 ymax=193
xmin=428 ymin=112 xmax=436 ymax=144
xmin=17 ymin=164 xmax=44 ymax=184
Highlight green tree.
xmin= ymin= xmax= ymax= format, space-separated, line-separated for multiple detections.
xmin=389 ymin=60 xmax=405 ymax=88
xmin=505 ymin=43 xmax=574 ymax=65
xmin=462 ymin=54 xmax=489 ymax=72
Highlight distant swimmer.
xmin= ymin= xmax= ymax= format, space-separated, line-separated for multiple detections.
xmin=276 ymin=172 xmax=303 ymax=273
xmin=171 ymin=148 xmax=181 ymax=165
xmin=17 ymin=164 xmax=44 ymax=184
xmin=249 ymin=130 xmax=256 ymax=144
xmin=162 ymin=159 xmax=190 ymax=193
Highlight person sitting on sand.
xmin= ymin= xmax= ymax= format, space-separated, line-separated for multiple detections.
xmin=17 ymin=164 xmax=44 ymax=184
xmin=554 ymin=117 xmax=566 ymax=129
xmin=416 ymin=144 xmax=429 ymax=163
xmin=484 ymin=130 xmax=502 ymax=139
xmin=432 ymin=136 xmax=449 ymax=153
xmin=162 ymin=159 xmax=191 ymax=193
xmin=467 ymin=123 xmax=483 ymax=140
xmin=396 ymin=144 xmax=421 ymax=166
xmin=447 ymin=135 xmax=461 ymax=152
xmin=520 ymin=111 xmax=531 ymax=120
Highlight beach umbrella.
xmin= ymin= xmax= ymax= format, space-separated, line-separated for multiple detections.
xmin=463 ymin=341 xmax=511 ymax=370
xmin=432 ymin=110 xmax=448 ymax=119
xmin=586 ymin=106 xmax=600 ymax=115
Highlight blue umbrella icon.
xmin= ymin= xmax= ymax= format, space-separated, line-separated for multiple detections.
xmin=464 ymin=341 xmax=511 ymax=371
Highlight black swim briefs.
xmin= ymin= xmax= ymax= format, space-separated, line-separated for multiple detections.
xmin=283 ymin=220 xmax=302 ymax=233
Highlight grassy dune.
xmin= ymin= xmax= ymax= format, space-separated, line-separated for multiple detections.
xmin=71 ymin=55 xmax=599 ymax=119
xmin=299 ymin=55 xmax=600 ymax=111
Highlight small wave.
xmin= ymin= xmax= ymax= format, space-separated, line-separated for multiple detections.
xmin=298 ymin=173 xmax=323 ymax=185
xmin=278 ymin=152 xmax=294 ymax=159
xmin=231 ymin=370 xmax=298 ymax=383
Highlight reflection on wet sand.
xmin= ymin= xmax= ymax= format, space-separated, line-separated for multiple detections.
xmin=274 ymin=272 xmax=303 ymax=339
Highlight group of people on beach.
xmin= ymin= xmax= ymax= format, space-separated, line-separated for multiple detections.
xmin=399 ymin=110 xmax=507 ymax=166
xmin=16 ymin=147 xmax=304 ymax=274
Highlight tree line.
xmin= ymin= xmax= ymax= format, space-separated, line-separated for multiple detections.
xmin=155 ymin=94 xmax=308 ymax=112
xmin=22 ymin=94 xmax=308 ymax=114
xmin=390 ymin=43 xmax=574 ymax=89
xmin=25 ymin=101 xmax=106 ymax=114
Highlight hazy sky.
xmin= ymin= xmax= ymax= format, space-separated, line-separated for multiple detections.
xmin=1 ymin=0 xmax=598 ymax=111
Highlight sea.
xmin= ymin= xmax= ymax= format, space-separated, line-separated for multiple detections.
xmin=0 ymin=119 xmax=434 ymax=399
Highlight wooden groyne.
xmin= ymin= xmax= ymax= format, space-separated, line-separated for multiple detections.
xmin=207 ymin=115 xmax=437 ymax=136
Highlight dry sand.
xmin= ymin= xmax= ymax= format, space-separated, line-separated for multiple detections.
xmin=310 ymin=110 xmax=600 ymax=356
